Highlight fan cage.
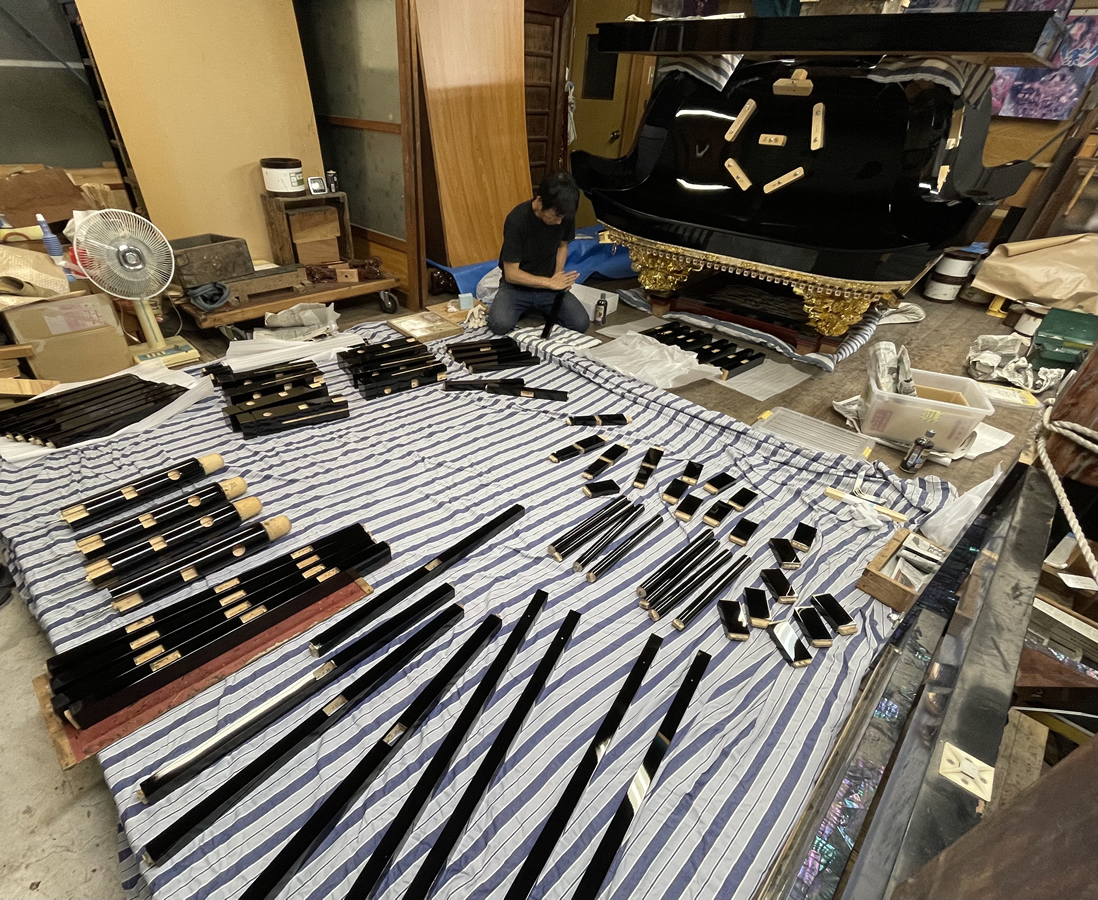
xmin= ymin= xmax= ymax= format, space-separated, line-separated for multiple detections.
xmin=73 ymin=209 xmax=175 ymax=300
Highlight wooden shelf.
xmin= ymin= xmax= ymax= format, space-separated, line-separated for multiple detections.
xmin=179 ymin=277 xmax=400 ymax=328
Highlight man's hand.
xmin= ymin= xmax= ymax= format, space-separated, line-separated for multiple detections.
xmin=548 ymin=270 xmax=579 ymax=291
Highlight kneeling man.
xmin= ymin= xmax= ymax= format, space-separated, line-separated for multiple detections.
xmin=488 ymin=171 xmax=590 ymax=335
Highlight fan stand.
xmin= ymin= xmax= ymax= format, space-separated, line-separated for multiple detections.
xmin=131 ymin=297 xmax=200 ymax=367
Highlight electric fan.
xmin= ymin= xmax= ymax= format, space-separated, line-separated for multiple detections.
xmin=73 ymin=209 xmax=200 ymax=367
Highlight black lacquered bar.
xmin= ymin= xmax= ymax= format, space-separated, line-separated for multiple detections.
xmin=346 ymin=589 xmax=548 ymax=900
xmin=138 ymin=579 xmax=450 ymax=804
xmin=548 ymin=434 xmax=608 ymax=463
xmin=718 ymin=599 xmax=751 ymax=641
xmin=673 ymin=554 xmax=751 ymax=631
xmin=401 ymin=609 xmax=581 ymax=900
xmin=569 ymin=651 xmax=710 ymax=899
xmin=632 ymin=445 xmax=663 ymax=489
xmin=61 ymin=453 xmax=226 ymax=527
xmin=309 ymin=504 xmax=524 ymax=656
xmin=636 ymin=532 xmax=714 ymax=600
xmin=649 ymin=545 xmax=732 ymax=622
xmin=141 ymin=605 xmax=464 ymax=864
xmin=503 ymin=633 xmax=663 ymax=900
xmin=547 ymin=496 xmax=630 ymax=560
xmin=76 ymin=478 xmax=247 ymax=560
xmin=582 ymin=443 xmax=629 ymax=481
xmin=642 ymin=539 xmax=723 ymax=615
xmin=585 ymin=514 xmax=664 ymax=583
xmin=485 ymin=384 xmax=568 ymax=401
xmin=109 ymin=518 xmax=292 ymax=613
xmin=237 ymin=616 xmax=499 ymax=900
xmin=573 ymin=503 xmax=644 ymax=572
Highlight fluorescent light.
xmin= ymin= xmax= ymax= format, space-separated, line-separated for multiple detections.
xmin=676 ymin=178 xmax=731 ymax=192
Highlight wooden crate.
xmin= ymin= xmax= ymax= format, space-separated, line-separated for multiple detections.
xmin=261 ymin=192 xmax=353 ymax=266
xmin=286 ymin=206 xmax=339 ymax=242
xmin=169 ymin=233 xmax=254 ymax=288
xmin=856 ymin=528 xmax=948 ymax=613
xmin=293 ymin=237 xmax=341 ymax=265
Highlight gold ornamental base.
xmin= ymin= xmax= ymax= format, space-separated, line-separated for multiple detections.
xmin=602 ymin=225 xmax=909 ymax=337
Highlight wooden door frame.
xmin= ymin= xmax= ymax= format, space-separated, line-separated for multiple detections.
xmin=525 ymin=0 xmax=574 ymax=177
xmin=397 ymin=0 xmax=427 ymax=309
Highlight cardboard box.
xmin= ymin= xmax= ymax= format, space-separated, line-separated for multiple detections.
xmin=2 ymin=294 xmax=132 ymax=382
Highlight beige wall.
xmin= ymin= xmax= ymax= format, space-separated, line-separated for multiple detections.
xmin=78 ymin=0 xmax=323 ymax=259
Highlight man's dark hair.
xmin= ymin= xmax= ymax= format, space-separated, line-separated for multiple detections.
xmin=535 ymin=171 xmax=579 ymax=217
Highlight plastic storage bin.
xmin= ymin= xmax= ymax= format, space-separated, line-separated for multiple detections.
xmin=861 ymin=368 xmax=994 ymax=453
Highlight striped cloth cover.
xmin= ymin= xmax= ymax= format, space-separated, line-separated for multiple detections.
xmin=0 ymin=322 xmax=951 ymax=900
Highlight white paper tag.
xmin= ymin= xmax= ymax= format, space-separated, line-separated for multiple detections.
xmin=1059 ymin=573 xmax=1098 ymax=592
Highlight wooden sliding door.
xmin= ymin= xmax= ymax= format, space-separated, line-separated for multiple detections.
xmin=295 ymin=0 xmax=425 ymax=307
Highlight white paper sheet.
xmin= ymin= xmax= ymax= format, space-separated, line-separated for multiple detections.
xmin=1060 ymin=573 xmax=1098 ymax=592
xmin=706 ymin=358 xmax=812 ymax=401
xmin=962 ymin=422 xmax=1015 ymax=459
xmin=596 ymin=315 xmax=667 ymax=338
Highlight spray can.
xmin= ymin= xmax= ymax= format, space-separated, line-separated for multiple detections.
xmin=593 ymin=293 xmax=608 ymax=326
xmin=900 ymin=429 xmax=936 ymax=474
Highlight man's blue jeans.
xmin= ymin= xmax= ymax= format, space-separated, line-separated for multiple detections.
xmin=487 ymin=282 xmax=591 ymax=335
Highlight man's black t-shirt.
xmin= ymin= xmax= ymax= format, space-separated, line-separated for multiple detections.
xmin=498 ymin=201 xmax=575 ymax=287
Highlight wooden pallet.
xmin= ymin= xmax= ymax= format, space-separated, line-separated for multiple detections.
xmin=179 ymin=276 xmax=400 ymax=328
xmin=34 ymin=577 xmax=372 ymax=769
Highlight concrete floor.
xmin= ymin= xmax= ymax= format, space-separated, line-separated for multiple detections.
xmin=0 ymin=594 xmax=121 ymax=900
xmin=0 ymin=285 xmax=1035 ymax=899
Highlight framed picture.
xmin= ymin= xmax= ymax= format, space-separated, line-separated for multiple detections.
xmin=993 ymin=6 xmax=1097 ymax=120
xmin=307 ymin=176 xmax=328 ymax=195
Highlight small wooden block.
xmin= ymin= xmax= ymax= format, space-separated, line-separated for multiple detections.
xmin=724 ymin=99 xmax=757 ymax=142
xmin=0 ymin=343 xmax=34 ymax=361
xmin=811 ymin=103 xmax=825 ymax=151
xmin=293 ymin=237 xmax=341 ymax=266
xmin=774 ymin=69 xmax=813 ymax=96
xmin=937 ymin=164 xmax=951 ymax=191
xmin=763 ymin=167 xmax=805 ymax=194
xmin=758 ymin=134 xmax=787 ymax=147
xmin=724 ymin=158 xmax=752 ymax=191
xmin=0 ymin=377 xmax=59 ymax=398
xmin=335 ymin=268 xmax=360 ymax=283
xmin=286 ymin=206 xmax=340 ymax=242
xmin=0 ymin=360 xmax=21 ymax=377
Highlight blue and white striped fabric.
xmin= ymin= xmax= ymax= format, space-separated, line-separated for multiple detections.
xmin=0 ymin=322 xmax=951 ymax=900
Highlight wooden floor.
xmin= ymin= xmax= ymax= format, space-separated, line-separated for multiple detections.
xmin=178 ymin=287 xmax=1035 ymax=494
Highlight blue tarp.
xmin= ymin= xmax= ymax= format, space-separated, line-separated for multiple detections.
xmin=427 ymin=224 xmax=636 ymax=294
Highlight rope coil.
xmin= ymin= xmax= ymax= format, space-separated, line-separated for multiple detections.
xmin=1034 ymin=404 xmax=1098 ymax=582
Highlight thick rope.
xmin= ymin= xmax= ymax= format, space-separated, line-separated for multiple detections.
xmin=1034 ymin=404 xmax=1098 ymax=582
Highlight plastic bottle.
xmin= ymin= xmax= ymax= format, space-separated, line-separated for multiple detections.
xmin=36 ymin=214 xmax=74 ymax=281
xmin=900 ymin=429 xmax=936 ymax=474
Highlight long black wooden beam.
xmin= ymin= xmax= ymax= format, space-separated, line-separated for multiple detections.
xmin=640 ymin=538 xmax=722 ymax=613
xmin=309 ymin=504 xmax=524 ymax=656
xmin=61 ymin=452 xmax=224 ymax=527
xmin=138 ymin=582 xmax=456 ymax=804
xmin=66 ymin=565 xmax=353 ymax=730
xmin=109 ymin=518 xmax=289 ymax=612
xmin=48 ymin=525 xmax=377 ymax=677
xmin=503 ymin=633 xmax=663 ymax=900
xmin=401 ymin=609 xmax=581 ymax=900
xmin=345 ymin=589 xmax=549 ymax=900
xmin=141 ymin=604 xmax=464 ymax=864
xmin=636 ymin=531 xmax=714 ymax=600
xmin=547 ymin=497 xmax=630 ymax=561
xmin=673 ymin=555 xmax=752 ymax=631
xmin=76 ymin=478 xmax=246 ymax=560
xmin=239 ymin=615 xmax=502 ymax=900
xmin=569 ymin=651 xmax=711 ymax=899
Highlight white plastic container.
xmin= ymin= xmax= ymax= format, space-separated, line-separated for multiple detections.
xmin=861 ymin=368 xmax=994 ymax=452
